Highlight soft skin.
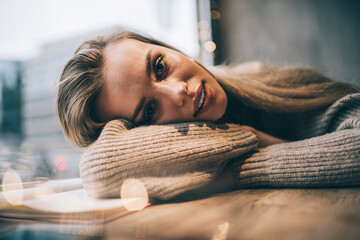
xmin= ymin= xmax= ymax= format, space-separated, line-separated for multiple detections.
xmin=94 ymin=39 xmax=286 ymax=194
xmin=96 ymin=39 xmax=228 ymax=125
xmin=95 ymin=39 xmax=286 ymax=148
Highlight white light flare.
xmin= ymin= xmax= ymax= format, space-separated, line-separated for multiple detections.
xmin=120 ymin=178 xmax=149 ymax=212
xmin=1 ymin=167 xmax=24 ymax=206
xmin=204 ymin=41 xmax=216 ymax=52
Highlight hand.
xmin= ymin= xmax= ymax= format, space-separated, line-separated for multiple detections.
xmin=180 ymin=164 xmax=236 ymax=200
xmin=241 ymin=126 xmax=286 ymax=148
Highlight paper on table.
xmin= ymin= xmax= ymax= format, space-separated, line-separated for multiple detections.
xmin=23 ymin=189 xmax=137 ymax=213
xmin=0 ymin=178 xmax=148 ymax=223
xmin=0 ymin=178 xmax=83 ymax=209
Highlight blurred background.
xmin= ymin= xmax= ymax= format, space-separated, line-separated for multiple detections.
xmin=0 ymin=0 xmax=359 ymax=182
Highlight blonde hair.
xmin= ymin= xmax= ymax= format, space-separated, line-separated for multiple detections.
xmin=57 ymin=29 xmax=178 ymax=147
xmin=208 ymin=62 xmax=358 ymax=113
xmin=57 ymin=30 xmax=358 ymax=148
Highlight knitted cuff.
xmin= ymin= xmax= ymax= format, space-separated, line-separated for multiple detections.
xmin=80 ymin=119 xmax=258 ymax=201
xmin=232 ymin=130 xmax=360 ymax=188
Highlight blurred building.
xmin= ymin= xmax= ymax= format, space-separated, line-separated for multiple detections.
xmin=20 ymin=35 xmax=94 ymax=179
xmin=0 ymin=60 xmax=22 ymax=157
xmin=0 ymin=61 xmax=22 ymax=137
xmin=0 ymin=61 xmax=28 ymax=181
xmin=0 ymin=0 xmax=215 ymax=181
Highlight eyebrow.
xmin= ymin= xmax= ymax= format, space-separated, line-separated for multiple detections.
xmin=132 ymin=49 xmax=152 ymax=122
xmin=146 ymin=49 xmax=152 ymax=78
xmin=132 ymin=96 xmax=146 ymax=122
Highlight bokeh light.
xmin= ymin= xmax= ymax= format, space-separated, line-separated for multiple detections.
xmin=2 ymin=167 xmax=23 ymax=206
xmin=204 ymin=41 xmax=216 ymax=52
xmin=54 ymin=155 xmax=68 ymax=172
xmin=211 ymin=10 xmax=221 ymax=20
xmin=198 ymin=20 xmax=210 ymax=30
xmin=120 ymin=178 xmax=149 ymax=211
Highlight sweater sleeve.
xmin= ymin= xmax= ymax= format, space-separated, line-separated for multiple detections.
xmin=80 ymin=121 xmax=257 ymax=201
xmin=232 ymin=93 xmax=360 ymax=188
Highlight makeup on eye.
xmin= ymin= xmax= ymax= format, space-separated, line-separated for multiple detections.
xmin=143 ymin=100 xmax=157 ymax=124
xmin=96 ymin=39 xmax=227 ymax=128
xmin=141 ymin=55 xmax=165 ymax=124
xmin=153 ymin=54 xmax=167 ymax=80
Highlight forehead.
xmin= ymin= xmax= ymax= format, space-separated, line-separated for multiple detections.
xmin=103 ymin=39 xmax=149 ymax=83
xmin=96 ymin=39 xmax=151 ymax=122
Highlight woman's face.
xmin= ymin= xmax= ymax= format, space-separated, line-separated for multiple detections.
xmin=95 ymin=39 xmax=227 ymax=125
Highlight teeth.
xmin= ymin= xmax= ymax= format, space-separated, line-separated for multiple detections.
xmin=197 ymin=87 xmax=205 ymax=110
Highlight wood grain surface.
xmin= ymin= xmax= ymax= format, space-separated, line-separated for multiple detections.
xmin=104 ymin=188 xmax=360 ymax=240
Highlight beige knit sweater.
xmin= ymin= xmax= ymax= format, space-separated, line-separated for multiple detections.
xmin=80 ymin=92 xmax=360 ymax=201
xmin=80 ymin=121 xmax=258 ymax=200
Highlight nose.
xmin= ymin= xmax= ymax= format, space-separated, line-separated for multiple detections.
xmin=161 ymin=79 xmax=188 ymax=107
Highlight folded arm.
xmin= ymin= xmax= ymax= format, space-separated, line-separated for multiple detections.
xmin=80 ymin=121 xmax=258 ymax=201
xmin=232 ymin=94 xmax=360 ymax=188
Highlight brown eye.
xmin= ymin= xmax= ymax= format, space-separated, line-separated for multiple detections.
xmin=144 ymin=100 xmax=157 ymax=124
xmin=154 ymin=55 xmax=166 ymax=80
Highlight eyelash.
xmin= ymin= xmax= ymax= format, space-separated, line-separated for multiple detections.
xmin=144 ymin=100 xmax=157 ymax=125
xmin=153 ymin=54 xmax=167 ymax=81
xmin=143 ymin=54 xmax=166 ymax=124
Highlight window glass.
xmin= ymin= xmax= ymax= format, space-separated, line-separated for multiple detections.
xmin=0 ymin=0 xmax=201 ymax=181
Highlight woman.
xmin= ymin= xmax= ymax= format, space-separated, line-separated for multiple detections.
xmin=57 ymin=29 xmax=360 ymax=201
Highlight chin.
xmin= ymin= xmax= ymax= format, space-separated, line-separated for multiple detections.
xmin=212 ymin=112 xmax=225 ymax=122
xmin=214 ymin=96 xmax=227 ymax=121
xmin=208 ymin=108 xmax=226 ymax=122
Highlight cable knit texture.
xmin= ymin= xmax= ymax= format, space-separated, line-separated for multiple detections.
xmin=80 ymin=121 xmax=258 ymax=200
xmin=80 ymin=92 xmax=360 ymax=201
xmin=232 ymin=93 xmax=360 ymax=188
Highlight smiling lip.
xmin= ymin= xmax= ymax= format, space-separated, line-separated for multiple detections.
xmin=193 ymin=81 xmax=213 ymax=117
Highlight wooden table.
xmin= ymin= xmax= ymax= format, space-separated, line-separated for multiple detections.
xmin=104 ymin=188 xmax=360 ymax=240
xmin=1 ymin=188 xmax=359 ymax=239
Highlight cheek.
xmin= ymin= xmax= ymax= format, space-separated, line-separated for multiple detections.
xmin=159 ymin=109 xmax=181 ymax=123
xmin=214 ymin=92 xmax=228 ymax=120
xmin=157 ymin=105 xmax=190 ymax=124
